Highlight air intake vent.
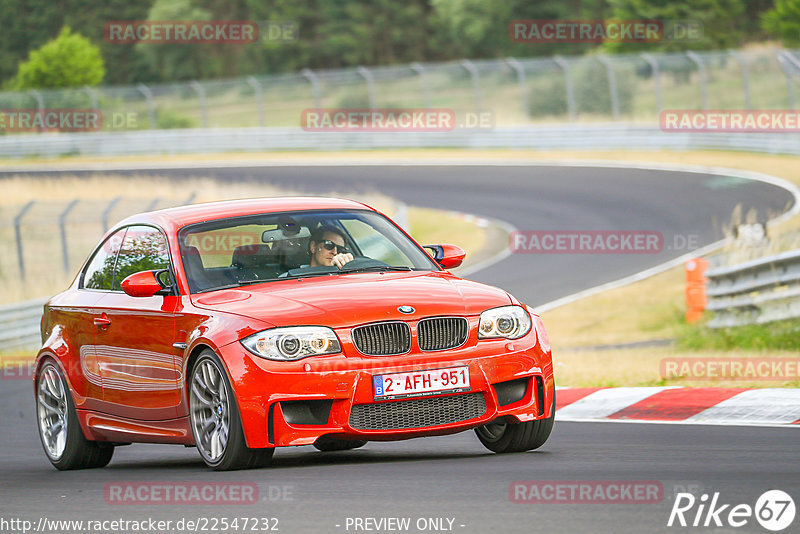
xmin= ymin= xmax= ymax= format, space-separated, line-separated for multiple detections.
xmin=350 ymin=393 xmax=487 ymax=430
xmin=417 ymin=317 xmax=469 ymax=351
xmin=352 ymin=321 xmax=411 ymax=355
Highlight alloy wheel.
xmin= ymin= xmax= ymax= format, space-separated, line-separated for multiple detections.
xmin=190 ymin=360 xmax=231 ymax=463
xmin=37 ymin=364 xmax=69 ymax=460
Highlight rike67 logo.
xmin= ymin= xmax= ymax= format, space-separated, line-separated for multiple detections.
xmin=668 ymin=490 xmax=795 ymax=531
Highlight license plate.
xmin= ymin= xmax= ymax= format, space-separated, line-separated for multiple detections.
xmin=373 ymin=366 xmax=470 ymax=400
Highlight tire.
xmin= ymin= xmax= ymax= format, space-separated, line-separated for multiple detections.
xmin=313 ymin=437 xmax=367 ymax=452
xmin=189 ymin=350 xmax=274 ymax=470
xmin=36 ymin=360 xmax=114 ymax=470
xmin=475 ymin=390 xmax=555 ymax=453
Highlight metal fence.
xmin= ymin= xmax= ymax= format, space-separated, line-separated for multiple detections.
xmin=0 ymin=298 xmax=47 ymax=352
xmin=0 ymin=193 xmax=196 ymax=308
xmin=706 ymin=249 xmax=800 ymax=328
xmin=2 ymin=125 xmax=800 ymax=158
xmin=1 ymin=48 xmax=798 ymax=132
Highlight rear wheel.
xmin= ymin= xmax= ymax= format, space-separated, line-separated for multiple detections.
xmin=189 ymin=351 xmax=274 ymax=470
xmin=313 ymin=437 xmax=367 ymax=452
xmin=36 ymin=361 xmax=114 ymax=470
xmin=475 ymin=390 xmax=555 ymax=453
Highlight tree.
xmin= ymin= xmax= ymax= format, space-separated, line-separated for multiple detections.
xmin=61 ymin=0 xmax=156 ymax=84
xmin=0 ymin=0 xmax=154 ymax=87
xmin=0 ymin=0 xmax=68 ymax=87
xmin=763 ymin=0 xmax=800 ymax=47
xmin=603 ymin=0 xmax=746 ymax=53
xmin=135 ymin=0 xmax=219 ymax=82
xmin=14 ymin=26 xmax=105 ymax=89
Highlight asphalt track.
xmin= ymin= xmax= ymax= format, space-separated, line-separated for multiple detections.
xmin=1 ymin=164 xmax=798 ymax=533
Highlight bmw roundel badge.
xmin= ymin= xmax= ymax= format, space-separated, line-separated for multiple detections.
xmin=398 ymin=305 xmax=415 ymax=314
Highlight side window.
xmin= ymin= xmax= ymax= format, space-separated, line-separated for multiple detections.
xmin=83 ymin=229 xmax=127 ymax=290
xmin=112 ymin=225 xmax=171 ymax=291
xmin=340 ymin=219 xmax=413 ymax=266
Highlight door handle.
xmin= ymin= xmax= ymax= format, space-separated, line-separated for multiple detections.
xmin=93 ymin=315 xmax=112 ymax=328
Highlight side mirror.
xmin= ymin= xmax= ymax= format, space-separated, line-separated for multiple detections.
xmin=121 ymin=270 xmax=168 ymax=298
xmin=423 ymin=244 xmax=466 ymax=269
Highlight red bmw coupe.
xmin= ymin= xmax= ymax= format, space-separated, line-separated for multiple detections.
xmin=34 ymin=197 xmax=554 ymax=470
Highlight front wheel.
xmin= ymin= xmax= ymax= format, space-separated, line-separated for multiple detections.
xmin=189 ymin=351 xmax=274 ymax=470
xmin=36 ymin=360 xmax=114 ymax=470
xmin=475 ymin=391 xmax=555 ymax=453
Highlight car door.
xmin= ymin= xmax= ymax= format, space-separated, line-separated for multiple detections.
xmin=63 ymin=227 xmax=128 ymax=411
xmin=94 ymin=225 xmax=181 ymax=421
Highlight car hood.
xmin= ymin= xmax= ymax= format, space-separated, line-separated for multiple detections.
xmin=190 ymin=271 xmax=512 ymax=328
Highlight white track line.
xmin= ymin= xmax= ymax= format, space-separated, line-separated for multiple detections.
xmin=555 ymin=386 xmax=677 ymax=420
xmin=686 ymin=389 xmax=800 ymax=425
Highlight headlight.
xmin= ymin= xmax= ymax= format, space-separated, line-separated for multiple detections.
xmin=527 ymin=305 xmax=548 ymax=352
xmin=241 ymin=326 xmax=341 ymax=361
xmin=478 ymin=306 xmax=531 ymax=340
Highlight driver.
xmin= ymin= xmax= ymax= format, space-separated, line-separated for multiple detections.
xmin=308 ymin=225 xmax=354 ymax=269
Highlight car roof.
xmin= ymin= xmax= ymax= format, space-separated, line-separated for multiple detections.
xmin=114 ymin=197 xmax=376 ymax=233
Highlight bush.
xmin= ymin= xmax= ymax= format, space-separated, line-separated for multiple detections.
xmin=336 ymin=91 xmax=371 ymax=109
xmin=528 ymin=57 xmax=636 ymax=118
xmin=14 ymin=27 xmax=105 ymax=90
xmin=156 ymin=108 xmax=195 ymax=129
xmin=573 ymin=58 xmax=635 ymax=115
xmin=528 ymin=76 xmax=568 ymax=118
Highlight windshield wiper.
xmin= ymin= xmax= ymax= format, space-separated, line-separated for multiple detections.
xmin=339 ymin=265 xmax=413 ymax=274
xmin=236 ymin=278 xmax=278 ymax=285
xmin=236 ymin=272 xmax=336 ymax=285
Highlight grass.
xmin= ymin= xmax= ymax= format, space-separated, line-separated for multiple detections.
xmin=676 ymin=319 xmax=800 ymax=352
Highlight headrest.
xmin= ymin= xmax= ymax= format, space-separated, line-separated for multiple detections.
xmin=183 ymin=246 xmax=204 ymax=266
xmin=232 ymin=244 xmax=273 ymax=268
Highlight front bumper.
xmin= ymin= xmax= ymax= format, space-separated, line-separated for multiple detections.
xmin=217 ymin=336 xmax=554 ymax=449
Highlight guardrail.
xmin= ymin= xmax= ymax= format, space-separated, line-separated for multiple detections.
xmin=0 ymin=298 xmax=46 ymax=352
xmin=2 ymin=125 xmax=800 ymax=158
xmin=706 ymin=250 xmax=800 ymax=328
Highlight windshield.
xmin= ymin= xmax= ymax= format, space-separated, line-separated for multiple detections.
xmin=178 ymin=209 xmax=440 ymax=293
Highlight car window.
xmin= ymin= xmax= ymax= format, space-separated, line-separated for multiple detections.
xmin=183 ymin=223 xmax=276 ymax=268
xmin=112 ymin=225 xmax=171 ymax=291
xmin=178 ymin=209 xmax=439 ymax=293
xmin=82 ymin=228 xmax=127 ymax=290
xmin=340 ymin=219 xmax=413 ymax=266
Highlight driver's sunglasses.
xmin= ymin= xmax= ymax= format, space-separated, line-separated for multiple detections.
xmin=321 ymin=240 xmax=349 ymax=254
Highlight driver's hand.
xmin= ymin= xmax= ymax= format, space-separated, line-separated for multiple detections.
xmin=332 ymin=253 xmax=354 ymax=269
